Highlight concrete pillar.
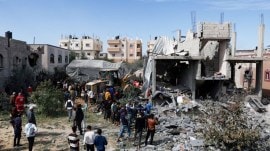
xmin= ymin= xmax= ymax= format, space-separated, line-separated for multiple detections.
xmin=257 ymin=24 xmax=265 ymax=57
xmin=192 ymin=61 xmax=196 ymax=100
xmin=256 ymin=62 xmax=263 ymax=97
xmin=196 ymin=61 xmax=201 ymax=79
xmin=231 ymin=32 xmax=236 ymax=57
xmin=230 ymin=62 xmax=235 ymax=82
xmin=177 ymin=30 xmax=181 ymax=42
xmin=152 ymin=59 xmax=156 ymax=94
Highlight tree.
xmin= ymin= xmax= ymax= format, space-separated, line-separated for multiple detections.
xmin=69 ymin=51 xmax=76 ymax=63
xmin=4 ymin=67 xmax=36 ymax=95
xmin=30 ymin=80 xmax=64 ymax=117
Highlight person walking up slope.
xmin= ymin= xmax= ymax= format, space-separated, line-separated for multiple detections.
xmin=74 ymin=104 xmax=84 ymax=135
xmin=94 ymin=128 xmax=107 ymax=151
xmin=67 ymin=126 xmax=80 ymax=151
xmin=11 ymin=113 xmax=22 ymax=147
xmin=65 ymin=98 xmax=74 ymax=122
xmin=83 ymin=125 xmax=96 ymax=151
xmin=25 ymin=119 xmax=38 ymax=151
xmin=26 ymin=106 xmax=36 ymax=125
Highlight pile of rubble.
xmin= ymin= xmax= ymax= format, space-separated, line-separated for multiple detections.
xmin=139 ymin=94 xmax=270 ymax=151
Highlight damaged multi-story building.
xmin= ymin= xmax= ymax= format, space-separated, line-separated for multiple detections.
xmin=144 ymin=21 xmax=266 ymax=100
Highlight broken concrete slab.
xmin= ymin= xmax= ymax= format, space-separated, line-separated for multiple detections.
xmin=190 ymin=139 xmax=204 ymax=147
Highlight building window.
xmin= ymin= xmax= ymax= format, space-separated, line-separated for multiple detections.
xmin=114 ymin=45 xmax=118 ymax=47
xmin=122 ymin=44 xmax=124 ymax=47
xmin=100 ymin=54 xmax=103 ymax=57
xmin=50 ymin=54 xmax=55 ymax=63
xmin=13 ymin=56 xmax=20 ymax=65
xmin=137 ymin=44 xmax=141 ymax=48
xmin=64 ymin=43 xmax=68 ymax=47
xmin=65 ymin=56 xmax=68 ymax=63
xmin=137 ymin=52 xmax=141 ymax=56
xmin=0 ymin=54 xmax=3 ymax=68
xmin=130 ymin=44 xmax=134 ymax=48
xmin=121 ymin=54 xmax=124 ymax=57
xmin=86 ymin=43 xmax=90 ymax=47
xmin=112 ymin=54 xmax=115 ymax=57
xmin=129 ymin=54 xmax=134 ymax=57
xmin=87 ymin=53 xmax=91 ymax=56
xmin=265 ymin=69 xmax=270 ymax=81
xmin=75 ymin=44 xmax=79 ymax=47
xmin=58 ymin=55 xmax=62 ymax=63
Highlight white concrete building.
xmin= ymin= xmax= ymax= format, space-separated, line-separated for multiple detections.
xmin=29 ymin=44 xmax=69 ymax=73
xmin=59 ymin=35 xmax=103 ymax=59
xmin=107 ymin=36 xmax=142 ymax=63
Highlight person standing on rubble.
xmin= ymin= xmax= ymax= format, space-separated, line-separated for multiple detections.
xmin=145 ymin=101 xmax=152 ymax=115
xmin=117 ymin=107 xmax=131 ymax=142
xmin=145 ymin=114 xmax=158 ymax=146
xmin=133 ymin=110 xmax=145 ymax=148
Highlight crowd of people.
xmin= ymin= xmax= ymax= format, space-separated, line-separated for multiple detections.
xmin=63 ymin=81 xmax=159 ymax=150
xmin=9 ymin=87 xmax=38 ymax=151
xmin=6 ymin=80 xmax=158 ymax=151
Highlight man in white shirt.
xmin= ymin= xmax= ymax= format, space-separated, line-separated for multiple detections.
xmin=83 ymin=125 xmax=96 ymax=151
xmin=87 ymin=90 xmax=94 ymax=105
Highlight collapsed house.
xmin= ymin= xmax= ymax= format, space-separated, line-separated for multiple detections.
xmin=66 ymin=59 xmax=128 ymax=85
xmin=144 ymin=22 xmax=264 ymax=100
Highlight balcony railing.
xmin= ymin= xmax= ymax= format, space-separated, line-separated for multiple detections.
xmin=107 ymin=47 xmax=121 ymax=52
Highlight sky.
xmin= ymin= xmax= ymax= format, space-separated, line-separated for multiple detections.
xmin=0 ymin=0 xmax=270 ymax=55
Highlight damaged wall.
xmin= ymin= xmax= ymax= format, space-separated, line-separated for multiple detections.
xmin=235 ymin=63 xmax=256 ymax=89
xmin=197 ymin=22 xmax=231 ymax=39
xmin=178 ymin=30 xmax=200 ymax=56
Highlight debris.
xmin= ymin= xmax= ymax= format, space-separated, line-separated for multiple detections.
xmin=248 ymin=97 xmax=267 ymax=112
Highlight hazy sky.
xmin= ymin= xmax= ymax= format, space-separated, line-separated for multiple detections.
xmin=0 ymin=0 xmax=269 ymax=54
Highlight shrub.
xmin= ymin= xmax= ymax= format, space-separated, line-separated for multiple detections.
xmin=31 ymin=80 xmax=64 ymax=117
xmin=203 ymin=95 xmax=261 ymax=150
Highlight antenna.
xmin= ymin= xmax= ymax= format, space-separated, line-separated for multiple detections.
xmin=191 ymin=11 xmax=196 ymax=32
xmin=234 ymin=23 xmax=236 ymax=32
xmin=33 ymin=36 xmax=35 ymax=44
xmin=261 ymin=13 xmax=264 ymax=25
xmin=220 ymin=12 xmax=224 ymax=24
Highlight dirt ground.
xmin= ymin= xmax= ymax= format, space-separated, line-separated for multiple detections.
xmin=0 ymin=99 xmax=125 ymax=151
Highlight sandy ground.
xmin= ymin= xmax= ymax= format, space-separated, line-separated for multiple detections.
xmin=0 ymin=103 xmax=121 ymax=151
xmin=0 ymin=117 xmax=120 ymax=151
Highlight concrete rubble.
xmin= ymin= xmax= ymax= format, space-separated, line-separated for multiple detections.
xmin=133 ymin=92 xmax=270 ymax=151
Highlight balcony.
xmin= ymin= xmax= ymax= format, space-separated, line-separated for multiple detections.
xmin=107 ymin=39 xmax=121 ymax=44
xmin=107 ymin=47 xmax=121 ymax=52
